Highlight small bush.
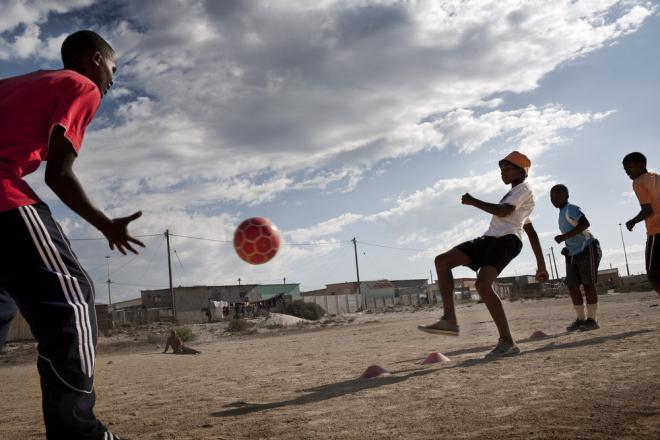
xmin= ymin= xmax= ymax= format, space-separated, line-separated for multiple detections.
xmin=175 ymin=327 xmax=197 ymax=342
xmin=275 ymin=300 xmax=325 ymax=321
xmin=226 ymin=318 xmax=254 ymax=333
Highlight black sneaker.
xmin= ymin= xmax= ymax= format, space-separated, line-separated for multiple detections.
xmin=566 ymin=319 xmax=585 ymax=332
xmin=417 ymin=318 xmax=459 ymax=336
xmin=485 ymin=338 xmax=520 ymax=358
xmin=580 ymin=318 xmax=600 ymax=331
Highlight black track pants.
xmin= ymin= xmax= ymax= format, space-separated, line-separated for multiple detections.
xmin=0 ymin=202 xmax=111 ymax=439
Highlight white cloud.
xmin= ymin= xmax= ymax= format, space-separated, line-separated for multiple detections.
xmin=70 ymin=0 xmax=645 ymax=206
xmin=431 ymin=105 xmax=614 ymax=157
xmin=5 ymin=0 xmax=657 ymax=295
xmin=0 ymin=0 xmax=93 ymax=59
xmin=288 ymin=213 xmax=364 ymax=242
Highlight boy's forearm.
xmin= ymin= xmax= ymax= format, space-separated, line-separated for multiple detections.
xmin=525 ymin=227 xmax=547 ymax=269
xmin=46 ymin=172 xmax=112 ymax=232
xmin=470 ymin=198 xmax=513 ymax=217
xmin=562 ymin=221 xmax=589 ymax=240
xmin=630 ymin=206 xmax=652 ymax=224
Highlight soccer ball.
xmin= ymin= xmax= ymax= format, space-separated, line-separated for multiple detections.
xmin=233 ymin=217 xmax=281 ymax=264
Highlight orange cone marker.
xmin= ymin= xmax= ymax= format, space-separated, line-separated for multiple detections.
xmin=422 ymin=352 xmax=451 ymax=364
xmin=530 ymin=330 xmax=547 ymax=340
xmin=360 ymin=365 xmax=390 ymax=379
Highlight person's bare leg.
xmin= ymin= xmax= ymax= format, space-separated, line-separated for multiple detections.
xmin=418 ymin=248 xmax=471 ymax=335
xmin=435 ymin=249 xmax=472 ymax=324
xmin=583 ymin=284 xmax=597 ymax=305
xmin=567 ymin=285 xmax=584 ymax=307
xmin=564 ymin=282 xmax=586 ymax=331
xmin=648 ymin=272 xmax=660 ymax=294
xmin=475 ymin=266 xmax=512 ymax=343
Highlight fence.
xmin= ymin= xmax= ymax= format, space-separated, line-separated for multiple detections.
xmin=112 ymin=308 xmax=172 ymax=327
xmin=302 ymin=292 xmax=431 ymax=314
xmin=5 ymin=310 xmax=32 ymax=342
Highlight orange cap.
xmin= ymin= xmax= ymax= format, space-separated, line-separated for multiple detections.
xmin=499 ymin=151 xmax=531 ymax=176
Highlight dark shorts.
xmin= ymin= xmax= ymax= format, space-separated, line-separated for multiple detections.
xmin=646 ymin=234 xmax=660 ymax=273
xmin=455 ymin=235 xmax=523 ymax=273
xmin=565 ymin=239 xmax=601 ymax=287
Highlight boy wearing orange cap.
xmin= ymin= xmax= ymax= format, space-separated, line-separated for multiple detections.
xmin=623 ymin=152 xmax=660 ymax=294
xmin=419 ymin=151 xmax=549 ymax=357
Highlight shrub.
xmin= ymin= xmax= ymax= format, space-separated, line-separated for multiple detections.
xmin=175 ymin=326 xmax=197 ymax=342
xmin=275 ymin=300 xmax=325 ymax=321
xmin=226 ymin=318 xmax=254 ymax=333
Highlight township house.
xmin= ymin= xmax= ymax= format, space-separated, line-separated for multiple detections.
xmin=302 ymin=279 xmax=430 ymax=313
xmin=111 ymin=283 xmax=301 ymax=325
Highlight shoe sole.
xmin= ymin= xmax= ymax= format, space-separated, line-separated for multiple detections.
xmin=417 ymin=325 xmax=459 ymax=336
xmin=485 ymin=347 xmax=521 ymax=358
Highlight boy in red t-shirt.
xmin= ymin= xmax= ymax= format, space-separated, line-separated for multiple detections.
xmin=0 ymin=30 xmax=143 ymax=440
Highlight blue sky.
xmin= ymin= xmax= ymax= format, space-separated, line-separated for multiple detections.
xmin=1 ymin=0 xmax=658 ymax=302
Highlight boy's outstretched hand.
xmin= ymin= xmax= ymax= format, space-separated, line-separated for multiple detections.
xmin=461 ymin=193 xmax=476 ymax=206
xmin=535 ymin=268 xmax=549 ymax=282
xmin=100 ymin=211 xmax=145 ymax=255
xmin=625 ymin=219 xmax=636 ymax=231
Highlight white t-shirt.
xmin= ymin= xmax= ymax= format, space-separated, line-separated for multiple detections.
xmin=483 ymin=182 xmax=535 ymax=240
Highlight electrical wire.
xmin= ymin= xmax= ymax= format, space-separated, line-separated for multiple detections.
xmin=69 ymin=233 xmax=163 ymax=241
xmin=357 ymin=240 xmax=442 ymax=253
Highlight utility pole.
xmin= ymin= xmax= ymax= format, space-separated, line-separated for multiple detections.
xmin=283 ymin=277 xmax=286 ymax=285
xmin=237 ymin=278 xmax=241 ymax=286
xmin=618 ymin=223 xmax=631 ymax=276
xmin=550 ymin=246 xmax=559 ymax=279
xmin=165 ymin=230 xmax=176 ymax=321
xmin=351 ymin=238 xmax=363 ymax=308
xmin=105 ymin=256 xmax=112 ymax=306
xmin=429 ymin=269 xmax=434 ymax=284
xmin=547 ymin=253 xmax=555 ymax=280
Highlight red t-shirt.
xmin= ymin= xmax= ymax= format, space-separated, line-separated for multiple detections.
xmin=0 ymin=69 xmax=101 ymax=212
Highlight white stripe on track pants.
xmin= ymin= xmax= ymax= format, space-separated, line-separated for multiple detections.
xmin=0 ymin=202 xmax=110 ymax=439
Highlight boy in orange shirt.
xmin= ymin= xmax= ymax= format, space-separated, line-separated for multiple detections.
xmin=623 ymin=152 xmax=660 ymax=294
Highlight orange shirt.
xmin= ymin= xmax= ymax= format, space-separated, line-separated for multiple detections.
xmin=632 ymin=172 xmax=660 ymax=235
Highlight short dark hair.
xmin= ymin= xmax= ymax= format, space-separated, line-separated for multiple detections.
xmin=61 ymin=30 xmax=114 ymax=69
xmin=550 ymin=184 xmax=568 ymax=196
xmin=622 ymin=152 xmax=647 ymax=166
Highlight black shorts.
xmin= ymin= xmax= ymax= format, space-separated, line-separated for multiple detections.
xmin=646 ymin=234 xmax=660 ymax=273
xmin=455 ymin=235 xmax=523 ymax=273
xmin=565 ymin=239 xmax=601 ymax=287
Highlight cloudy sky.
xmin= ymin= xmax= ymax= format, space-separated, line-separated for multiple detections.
xmin=1 ymin=0 xmax=659 ymax=302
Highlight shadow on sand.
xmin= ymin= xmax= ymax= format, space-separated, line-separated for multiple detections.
xmin=210 ymin=367 xmax=436 ymax=417
xmin=210 ymin=329 xmax=653 ymax=417
xmin=446 ymin=329 xmax=654 ymax=368
xmin=393 ymin=328 xmax=653 ymax=365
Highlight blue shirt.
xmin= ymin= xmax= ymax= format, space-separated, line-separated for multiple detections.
xmin=558 ymin=203 xmax=594 ymax=256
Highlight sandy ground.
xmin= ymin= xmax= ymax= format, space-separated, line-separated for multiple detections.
xmin=1 ymin=291 xmax=659 ymax=440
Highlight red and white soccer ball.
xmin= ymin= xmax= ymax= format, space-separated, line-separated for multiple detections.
xmin=233 ymin=217 xmax=281 ymax=264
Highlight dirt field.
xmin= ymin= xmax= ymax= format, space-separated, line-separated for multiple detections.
xmin=1 ymin=291 xmax=659 ymax=440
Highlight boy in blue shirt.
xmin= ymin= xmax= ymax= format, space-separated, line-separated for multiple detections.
xmin=550 ymin=184 xmax=601 ymax=331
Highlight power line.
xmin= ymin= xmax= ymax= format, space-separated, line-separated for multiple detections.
xmin=110 ymin=234 xmax=164 ymax=276
xmin=169 ymin=233 xmax=232 ymax=243
xmin=110 ymin=280 xmax=164 ymax=289
xmin=170 ymin=232 xmax=349 ymax=246
xmin=134 ymin=235 xmax=167 ymax=287
xmin=357 ymin=240 xmax=442 ymax=253
xmin=69 ymin=233 xmax=163 ymax=241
